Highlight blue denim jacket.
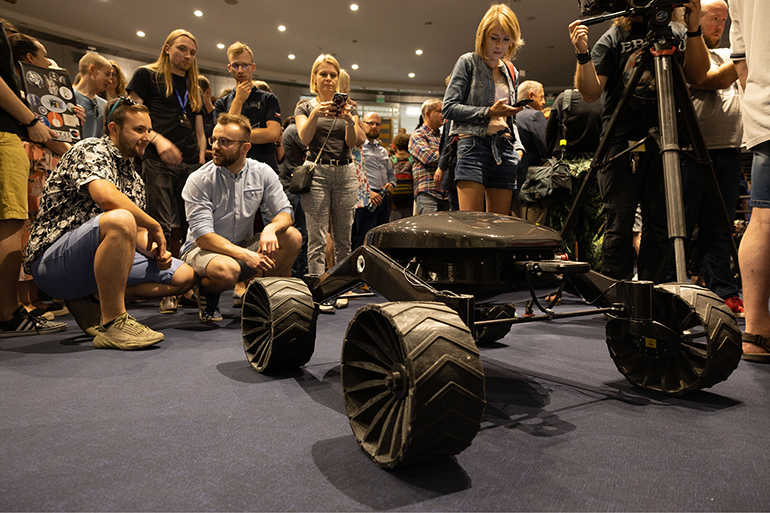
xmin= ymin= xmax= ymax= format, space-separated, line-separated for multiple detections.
xmin=442 ymin=52 xmax=523 ymax=152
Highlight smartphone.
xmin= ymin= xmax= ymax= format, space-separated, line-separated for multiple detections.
xmin=332 ymin=92 xmax=349 ymax=111
xmin=513 ymin=98 xmax=534 ymax=107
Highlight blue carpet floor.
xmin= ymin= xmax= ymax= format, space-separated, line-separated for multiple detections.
xmin=1 ymin=291 xmax=769 ymax=511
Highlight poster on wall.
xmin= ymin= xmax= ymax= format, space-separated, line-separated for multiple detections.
xmin=19 ymin=62 xmax=81 ymax=143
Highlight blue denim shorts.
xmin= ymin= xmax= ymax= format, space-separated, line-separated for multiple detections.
xmin=750 ymin=140 xmax=770 ymax=208
xmin=454 ymin=133 xmax=519 ymax=190
xmin=31 ymin=214 xmax=183 ymax=299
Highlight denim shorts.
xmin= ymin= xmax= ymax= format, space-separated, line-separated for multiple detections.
xmin=31 ymin=214 xmax=183 ymax=299
xmin=454 ymin=133 xmax=519 ymax=190
xmin=750 ymin=140 xmax=770 ymax=208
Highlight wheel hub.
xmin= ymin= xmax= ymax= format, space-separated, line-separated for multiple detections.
xmin=386 ymin=364 xmax=408 ymax=399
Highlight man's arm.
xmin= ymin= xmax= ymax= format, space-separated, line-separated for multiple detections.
xmin=690 ymin=60 xmax=739 ymax=90
xmin=258 ymin=211 xmax=294 ymax=258
xmin=87 ymin=178 xmax=166 ymax=258
xmin=0 ymin=77 xmax=53 ymax=144
xmin=569 ymin=20 xmax=607 ymax=103
xmin=682 ymin=0 xmax=710 ymax=85
xmin=195 ymin=114 xmax=206 ymax=164
xmin=128 ymin=90 xmax=183 ymax=165
xmin=408 ymin=130 xmax=440 ymax=166
xmin=734 ymin=60 xmax=747 ymax=90
xmin=249 ymin=120 xmax=281 ymax=145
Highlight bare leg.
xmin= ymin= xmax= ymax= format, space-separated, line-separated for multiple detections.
xmin=263 ymin=227 xmax=302 ymax=278
xmin=125 ymin=263 xmax=194 ymax=299
xmin=738 ymin=207 xmax=770 ymax=355
xmin=457 ymin=181 xmax=486 ymax=212
xmin=485 ymin=188 xmax=514 ymax=215
xmin=94 ymin=210 xmax=137 ymax=324
xmin=0 ymin=219 xmax=24 ymax=321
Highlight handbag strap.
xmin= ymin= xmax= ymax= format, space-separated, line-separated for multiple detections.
xmin=312 ymin=118 xmax=338 ymax=165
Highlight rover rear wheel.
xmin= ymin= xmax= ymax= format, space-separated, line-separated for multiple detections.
xmin=606 ymin=283 xmax=741 ymax=396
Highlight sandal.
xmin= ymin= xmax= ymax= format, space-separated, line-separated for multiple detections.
xmin=741 ymin=333 xmax=770 ymax=363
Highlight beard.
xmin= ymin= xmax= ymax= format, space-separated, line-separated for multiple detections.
xmin=116 ymin=131 xmax=145 ymax=159
xmin=213 ymin=151 xmax=238 ymax=168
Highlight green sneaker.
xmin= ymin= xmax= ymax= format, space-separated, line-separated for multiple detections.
xmin=92 ymin=312 xmax=164 ymax=350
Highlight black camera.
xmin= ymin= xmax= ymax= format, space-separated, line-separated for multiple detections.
xmin=577 ymin=0 xmax=680 ymax=16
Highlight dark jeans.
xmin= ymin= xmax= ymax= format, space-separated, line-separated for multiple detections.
xmin=352 ymin=193 xmax=391 ymax=249
xmin=680 ymin=148 xmax=741 ymax=298
xmin=286 ymin=190 xmax=308 ymax=278
xmin=599 ymin=141 xmax=669 ymax=283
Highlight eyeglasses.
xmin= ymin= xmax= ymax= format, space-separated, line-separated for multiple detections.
xmin=209 ymin=136 xmax=248 ymax=148
xmin=363 ymin=121 xmax=382 ymax=127
xmin=229 ymin=63 xmax=253 ymax=70
xmin=106 ymin=96 xmax=138 ymax=124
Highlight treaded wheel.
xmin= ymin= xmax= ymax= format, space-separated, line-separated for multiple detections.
xmin=242 ymin=277 xmax=317 ymax=373
xmin=606 ymin=283 xmax=742 ymax=396
xmin=475 ymin=304 xmax=516 ymax=345
xmin=341 ymin=302 xmax=486 ymax=468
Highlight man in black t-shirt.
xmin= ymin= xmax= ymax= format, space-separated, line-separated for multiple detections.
xmin=215 ymin=42 xmax=281 ymax=171
xmin=568 ymin=2 xmax=710 ymax=283
xmin=127 ymin=29 xmax=205 ymax=313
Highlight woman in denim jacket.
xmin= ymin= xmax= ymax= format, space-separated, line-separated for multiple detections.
xmin=442 ymin=3 xmax=526 ymax=215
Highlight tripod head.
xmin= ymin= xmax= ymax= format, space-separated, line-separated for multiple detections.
xmin=578 ymin=0 xmax=686 ymax=30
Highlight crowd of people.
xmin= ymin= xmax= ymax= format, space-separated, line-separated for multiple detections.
xmin=1 ymin=1 xmax=768 ymax=363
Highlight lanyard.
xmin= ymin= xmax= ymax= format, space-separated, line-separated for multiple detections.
xmin=174 ymin=75 xmax=189 ymax=115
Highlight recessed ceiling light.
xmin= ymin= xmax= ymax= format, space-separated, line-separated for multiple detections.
xmin=194 ymin=10 xmax=203 ymax=17
xmin=288 ymin=54 xmax=296 ymax=60
xmin=415 ymin=49 xmax=423 ymax=55
xmin=136 ymin=31 xmax=146 ymax=37
xmin=217 ymin=43 xmax=225 ymax=49
xmin=408 ymin=73 xmax=415 ymax=78
xmin=278 ymin=25 xmax=286 ymax=32
xmin=351 ymin=64 xmax=359 ymax=70
xmin=350 ymin=4 xmax=359 ymax=10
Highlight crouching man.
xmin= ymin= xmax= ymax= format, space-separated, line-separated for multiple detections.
xmin=181 ymin=113 xmax=301 ymax=322
xmin=24 ymin=98 xmax=195 ymax=349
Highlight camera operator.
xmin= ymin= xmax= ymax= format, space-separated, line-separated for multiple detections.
xmin=568 ymin=1 xmax=709 ymax=283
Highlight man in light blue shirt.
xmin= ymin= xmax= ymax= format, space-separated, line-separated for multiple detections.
xmin=352 ymin=112 xmax=396 ymax=248
xmin=181 ymin=113 xmax=301 ymax=322
xmin=73 ymin=52 xmax=112 ymax=139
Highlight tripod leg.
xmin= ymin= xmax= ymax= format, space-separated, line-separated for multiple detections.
xmin=653 ymin=52 xmax=688 ymax=282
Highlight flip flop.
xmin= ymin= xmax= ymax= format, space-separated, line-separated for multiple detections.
xmin=741 ymin=333 xmax=770 ymax=363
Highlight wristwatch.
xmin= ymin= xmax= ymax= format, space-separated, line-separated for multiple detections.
xmin=23 ymin=117 xmax=39 ymax=128
xmin=576 ymin=49 xmax=592 ymax=65
xmin=687 ymin=26 xmax=702 ymax=38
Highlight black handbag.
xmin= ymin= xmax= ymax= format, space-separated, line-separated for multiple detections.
xmin=289 ymin=118 xmax=336 ymax=194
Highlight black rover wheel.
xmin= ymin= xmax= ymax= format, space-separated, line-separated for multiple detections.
xmin=606 ymin=283 xmax=742 ymax=396
xmin=241 ymin=277 xmax=317 ymax=373
xmin=474 ymin=304 xmax=516 ymax=345
xmin=341 ymin=302 xmax=486 ymax=468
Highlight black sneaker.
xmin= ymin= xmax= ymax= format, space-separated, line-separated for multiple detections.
xmin=195 ymin=282 xmax=223 ymax=323
xmin=0 ymin=306 xmax=68 ymax=338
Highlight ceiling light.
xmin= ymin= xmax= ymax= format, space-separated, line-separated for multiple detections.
xmin=194 ymin=10 xmax=203 ymax=17
xmin=408 ymin=73 xmax=415 ymax=78
xmin=278 ymin=25 xmax=286 ymax=32
xmin=288 ymin=54 xmax=296 ymax=60
xmin=415 ymin=49 xmax=423 ymax=55
xmin=136 ymin=31 xmax=146 ymax=37
xmin=351 ymin=64 xmax=359 ymax=70
xmin=217 ymin=43 xmax=225 ymax=49
xmin=350 ymin=4 xmax=359 ymax=10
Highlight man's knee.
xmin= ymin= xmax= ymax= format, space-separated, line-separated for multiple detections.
xmin=204 ymin=255 xmax=241 ymax=288
xmin=169 ymin=263 xmax=195 ymax=294
xmin=99 ymin=209 xmax=137 ymax=240
xmin=281 ymin=226 xmax=303 ymax=254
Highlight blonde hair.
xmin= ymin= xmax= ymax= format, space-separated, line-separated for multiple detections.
xmin=475 ymin=3 xmax=523 ymax=61
xmin=78 ymin=52 xmax=111 ymax=76
xmin=109 ymin=60 xmax=127 ymax=97
xmin=227 ymin=41 xmax=254 ymax=63
xmin=146 ymin=29 xmax=202 ymax=113
xmin=309 ymin=54 xmax=340 ymax=95
xmin=339 ymin=69 xmax=350 ymax=93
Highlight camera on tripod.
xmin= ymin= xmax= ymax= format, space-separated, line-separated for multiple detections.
xmin=578 ymin=0 xmax=684 ymax=16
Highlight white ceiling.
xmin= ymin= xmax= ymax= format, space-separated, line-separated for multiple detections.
xmin=0 ymin=0 xmax=609 ymax=95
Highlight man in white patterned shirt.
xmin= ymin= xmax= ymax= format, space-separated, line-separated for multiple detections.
xmin=25 ymin=98 xmax=195 ymax=350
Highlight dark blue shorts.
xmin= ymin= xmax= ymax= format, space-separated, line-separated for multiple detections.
xmin=31 ymin=214 xmax=183 ymax=299
xmin=454 ymin=133 xmax=519 ymax=190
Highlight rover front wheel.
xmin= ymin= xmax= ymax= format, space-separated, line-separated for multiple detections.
xmin=341 ymin=302 xmax=486 ymax=468
xmin=241 ymin=277 xmax=317 ymax=372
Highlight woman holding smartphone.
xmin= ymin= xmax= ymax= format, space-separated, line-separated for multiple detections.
xmin=295 ymin=54 xmax=365 ymax=282
xmin=442 ymin=3 xmax=526 ymax=214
